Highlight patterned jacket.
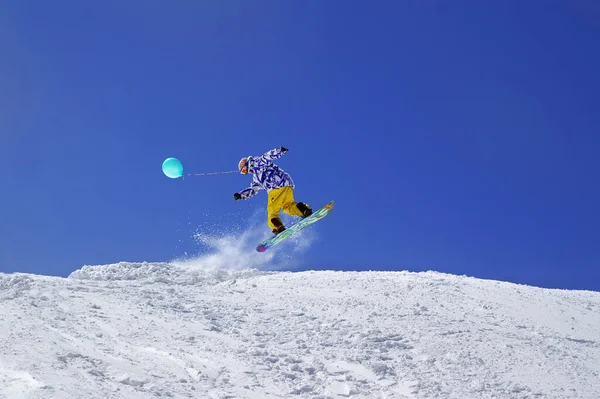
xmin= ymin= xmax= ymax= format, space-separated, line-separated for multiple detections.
xmin=238 ymin=148 xmax=295 ymax=200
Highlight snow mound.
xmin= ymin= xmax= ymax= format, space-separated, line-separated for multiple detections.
xmin=0 ymin=273 xmax=34 ymax=300
xmin=68 ymin=261 xmax=266 ymax=285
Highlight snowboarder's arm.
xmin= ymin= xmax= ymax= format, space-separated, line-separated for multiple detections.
xmin=237 ymin=181 xmax=262 ymax=200
xmin=262 ymin=147 xmax=288 ymax=161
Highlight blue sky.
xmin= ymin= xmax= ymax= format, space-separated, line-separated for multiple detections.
xmin=1 ymin=1 xmax=599 ymax=291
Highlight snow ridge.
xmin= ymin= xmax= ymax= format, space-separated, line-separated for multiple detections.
xmin=68 ymin=261 xmax=266 ymax=285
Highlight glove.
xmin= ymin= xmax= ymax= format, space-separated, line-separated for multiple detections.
xmin=281 ymin=146 xmax=288 ymax=153
xmin=234 ymin=193 xmax=242 ymax=201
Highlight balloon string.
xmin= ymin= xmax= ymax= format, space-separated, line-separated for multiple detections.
xmin=184 ymin=170 xmax=239 ymax=178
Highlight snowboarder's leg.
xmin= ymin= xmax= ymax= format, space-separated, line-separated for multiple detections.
xmin=280 ymin=187 xmax=312 ymax=218
xmin=268 ymin=188 xmax=286 ymax=234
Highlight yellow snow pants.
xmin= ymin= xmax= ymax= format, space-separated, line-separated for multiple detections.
xmin=267 ymin=187 xmax=305 ymax=230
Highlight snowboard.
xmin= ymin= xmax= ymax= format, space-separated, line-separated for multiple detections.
xmin=256 ymin=201 xmax=334 ymax=252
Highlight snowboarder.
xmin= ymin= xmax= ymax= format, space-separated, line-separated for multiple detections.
xmin=234 ymin=147 xmax=313 ymax=235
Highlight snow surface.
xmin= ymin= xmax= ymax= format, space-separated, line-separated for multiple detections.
xmin=1 ymin=260 xmax=599 ymax=399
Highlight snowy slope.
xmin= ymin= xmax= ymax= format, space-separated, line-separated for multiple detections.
xmin=1 ymin=262 xmax=599 ymax=399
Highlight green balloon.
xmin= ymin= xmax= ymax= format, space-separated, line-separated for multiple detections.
xmin=162 ymin=157 xmax=183 ymax=178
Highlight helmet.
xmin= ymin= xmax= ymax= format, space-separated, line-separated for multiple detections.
xmin=238 ymin=157 xmax=250 ymax=174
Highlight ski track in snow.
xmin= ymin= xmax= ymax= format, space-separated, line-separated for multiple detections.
xmin=1 ymin=263 xmax=600 ymax=398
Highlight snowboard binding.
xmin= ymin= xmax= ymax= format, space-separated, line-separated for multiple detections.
xmin=297 ymin=202 xmax=313 ymax=218
xmin=271 ymin=218 xmax=286 ymax=235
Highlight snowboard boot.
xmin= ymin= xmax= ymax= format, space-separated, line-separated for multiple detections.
xmin=271 ymin=217 xmax=286 ymax=235
xmin=297 ymin=202 xmax=313 ymax=218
